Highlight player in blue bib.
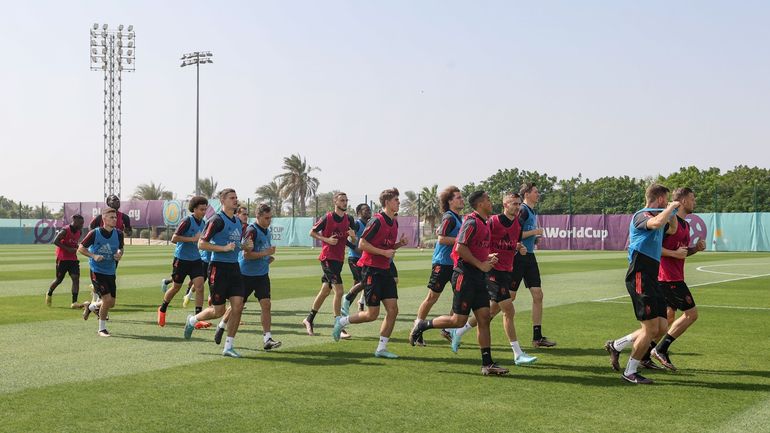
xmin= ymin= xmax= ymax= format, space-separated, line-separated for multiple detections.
xmin=341 ymin=203 xmax=372 ymax=316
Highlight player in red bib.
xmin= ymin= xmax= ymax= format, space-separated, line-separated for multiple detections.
xmin=331 ymin=188 xmax=408 ymax=358
xmin=89 ymin=195 xmax=132 ymax=236
xmin=651 ymin=187 xmax=706 ymax=370
xmin=302 ymin=192 xmax=357 ymax=337
xmin=46 ymin=215 xmax=85 ymax=308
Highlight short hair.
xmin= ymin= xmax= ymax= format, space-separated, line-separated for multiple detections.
xmin=257 ymin=203 xmax=271 ymax=216
xmin=218 ymin=188 xmax=236 ymax=200
xmin=237 ymin=206 xmax=248 ymax=215
xmin=519 ymin=182 xmax=536 ymax=197
xmin=105 ymin=194 xmax=119 ymax=203
xmin=645 ymin=184 xmax=670 ymax=204
xmin=188 ymin=196 xmax=208 ymax=212
xmin=72 ymin=214 xmax=84 ymax=220
xmin=468 ymin=190 xmax=486 ymax=210
xmin=672 ymin=187 xmax=694 ymax=201
xmin=439 ymin=185 xmax=461 ymax=213
xmin=355 ymin=203 xmax=369 ymax=214
xmin=101 ymin=207 xmax=117 ymax=217
xmin=503 ymin=192 xmax=521 ymax=204
xmin=333 ymin=192 xmax=347 ymax=201
xmin=379 ymin=187 xmax=400 ymax=206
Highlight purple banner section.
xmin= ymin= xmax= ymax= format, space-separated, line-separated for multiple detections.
xmin=536 ymin=214 xmax=632 ymax=251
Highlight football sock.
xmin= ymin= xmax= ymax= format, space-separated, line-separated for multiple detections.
xmin=481 ymin=347 xmax=493 ymax=366
xmin=510 ymin=341 xmax=523 ymax=357
xmin=533 ymin=325 xmax=543 ymax=341
xmin=625 ymin=358 xmax=641 ymax=375
xmin=613 ymin=333 xmax=636 ymax=351
xmin=376 ymin=336 xmax=389 ymax=352
xmin=306 ymin=309 xmax=318 ymax=323
xmin=159 ymin=301 xmax=170 ymax=313
xmin=656 ymin=334 xmax=676 ymax=354
xmin=456 ymin=322 xmax=472 ymax=337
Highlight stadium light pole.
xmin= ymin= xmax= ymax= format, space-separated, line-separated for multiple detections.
xmin=180 ymin=51 xmax=213 ymax=197
xmin=90 ymin=23 xmax=136 ymax=199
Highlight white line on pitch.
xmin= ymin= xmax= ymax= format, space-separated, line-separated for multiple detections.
xmin=596 ymin=300 xmax=770 ymax=311
xmin=695 ymin=266 xmax=754 ymax=277
xmin=592 ymin=272 xmax=770 ymax=302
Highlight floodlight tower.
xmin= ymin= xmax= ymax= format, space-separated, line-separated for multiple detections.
xmin=180 ymin=51 xmax=213 ymax=197
xmin=90 ymin=23 xmax=135 ymax=199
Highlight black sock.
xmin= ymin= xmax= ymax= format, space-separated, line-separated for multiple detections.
xmin=417 ymin=319 xmax=434 ymax=331
xmin=163 ymin=279 xmax=172 ymax=285
xmin=47 ymin=288 xmax=54 ymax=296
xmin=306 ymin=309 xmax=318 ymax=323
xmin=160 ymin=301 xmax=170 ymax=313
xmin=643 ymin=340 xmax=656 ymax=360
xmin=656 ymin=334 xmax=676 ymax=354
xmin=533 ymin=325 xmax=543 ymax=341
xmin=195 ymin=306 xmax=202 ymax=315
xmin=481 ymin=347 xmax=493 ymax=366
xmin=72 ymin=292 xmax=79 ymax=303
xmin=345 ymin=292 xmax=356 ymax=302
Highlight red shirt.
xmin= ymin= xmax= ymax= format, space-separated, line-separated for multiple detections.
xmin=314 ymin=211 xmax=353 ymax=262
xmin=489 ymin=213 xmax=522 ymax=272
xmin=357 ymin=212 xmax=398 ymax=270
xmin=659 ymin=216 xmax=690 ymax=282
xmin=451 ymin=212 xmax=491 ymax=269
xmin=55 ymin=225 xmax=82 ymax=261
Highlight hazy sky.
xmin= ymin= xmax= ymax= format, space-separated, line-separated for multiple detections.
xmin=2 ymin=1 xmax=769 ymax=206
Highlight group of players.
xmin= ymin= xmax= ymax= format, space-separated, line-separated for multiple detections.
xmin=46 ymin=182 xmax=703 ymax=382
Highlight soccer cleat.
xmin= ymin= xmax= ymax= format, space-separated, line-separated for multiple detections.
xmin=183 ymin=315 xmax=195 ymax=339
xmin=416 ymin=333 xmax=426 ymax=347
xmin=451 ymin=329 xmax=463 ymax=354
xmin=222 ymin=348 xmax=242 ymax=358
xmin=263 ymin=338 xmax=282 ymax=351
xmin=408 ymin=322 xmax=423 ymax=347
xmin=45 ymin=294 xmax=52 ymax=306
xmin=214 ymin=326 xmax=225 ymax=345
xmin=481 ymin=363 xmax=510 ymax=376
xmin=640 ymin=358 xmax=664 ymax=370
xmin=532 ymin=337 xmax=557 ymax=348
xmin=302 ymin=318 xmax=315 ymax=336
xmin=161 ymin=279 xmax=170 ymax=294
xmin=622 ymin=372 xmax=654 ymax=384
xmin=82 ymin=302 xmax=92 ymax=320
xmin=182 ymin=293 xmax=191 ymax=308
xmin=157 ymin=307 xmax=166 ymax=327
xmin=440 ymin=329 xmax=453 ymax=343
xmin=651 ymin=348 xmax=677 ymax=371
xmin=341 ymin=298 xmax=351 ymax=317
xmin=341 ymin=329 xmax=352 ymax=339
xmin=374 ymin=350 xmax=398 ymax=359
xmin=194 ymin=321 xmax=212 ymax=329
xmin=97 ymin=329 xmax=111 ymax=337
xmin=332 ymin=317 xmax=343 ymax=342
xmin=514 ymin=352 xmax=538 ymax=366
xmin=604 ymin=340 xmax=621 ymax=372
xmin=70 ymin=302 xmax=84 ymax=309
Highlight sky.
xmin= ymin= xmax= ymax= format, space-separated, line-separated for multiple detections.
xmin=1 ymin=1 xmax=769 ymax=206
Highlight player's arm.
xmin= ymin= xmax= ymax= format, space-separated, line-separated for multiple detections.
xmin=346 ymin=215 xmax=358 ymax=244
xmin=688 ymin=239 xmax=706 ymax=255
xmin=358 ymin=218 xmax=394 ymax=258
xmin=170 ymin=219 xmax=198 ymax=244
xmin=122 ymin=214 xmax=133 ymax=236
xmin=645 ymin=201 xmax=680 ymax=230
xmin=78 ymin=230 xmax=103 ymax=261
xmin=89 ymin=215 xmax=101 ymax=230
xmin=661 ymin=246 xmax=687 ymax=260
xmin=198 ymin=217 xmax=235 ymax=252
xmin=436 ymin=214 xmax=457 ymax=246
xmin=455 ymin=219 xmax=495 ymax=271
xmin=309 ymin=217 xmax=337 ymax=245
xmin=53 ymin=230 xmax=76 ymax=253
xmin=518 ymin=207 xmax=542 ymax=239
xmin=114 ymin=231 xmax=125 ymax=261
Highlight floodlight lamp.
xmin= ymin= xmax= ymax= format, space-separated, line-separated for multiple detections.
xmin=91 ymin=48 xmax=97 ymax=54
xmin=102 ymin=24 xmax=108 ymax=30
xmin=127 ymin=58 xmax=132 ymax=64
xmin=102 ymin=47 xmax=107 ymax=54
xmin=128 ymin=41 xmax=134 ymax=48
xmin=127 ymin=49 xmax=133 ymax=56
xmin=91 ymin=56 xmax=97 ymax=62
xmin=128 ymin=33 xmax=134 ymax=39
xmin=93 ymin=23 xmax=99 ymax=30
xmin=128 ymin=25 xmax=133 ymax=31
xmin=118 ymin=24 xmax=124 ymax=31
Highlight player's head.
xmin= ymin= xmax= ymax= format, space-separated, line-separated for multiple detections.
xmin=188 ymin=196 xmax=208 ymax=218
xmin=218 ymin=188 xmax=238 ymax=213
xmin=645 ymin=184 xmax=670 ymax=208
xmin=237 ymin=206 xmax=249 ymax=223
xmin=256 ymin=203 xmax=272 ymax=227
xmin=468 ymin=190 xmax=491 ymax=215
xmin=356 ymin=203 xmax=371 ymax=220
xmin=333 ymin=192 xmax=348 ymax=212
xmin=106 ymin=194 xmax=120 ymax=210
xmin=502 ymin=192 xmax=522 ymax=215
xmin=519 ymin=182 xmax=539 ymax=204
xmin=71 ymin=214 xmax=84 ymax=230
xmin=379 ymin=187 xmax=400 ymax=213
xmin=673 ymin=187 xmax=695 ymax=213
xmin=439 ymin=185 xmax=463 ymax=213
xmin=101 ymin=207 xmax=117 ymax=228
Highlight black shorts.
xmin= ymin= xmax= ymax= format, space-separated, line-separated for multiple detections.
xmin=55 ymin=260 xmax=80 ymax=279
xmin=451 ymin=266 xmax=490 ymax=316
xmin=626 ymin=270 xmax=667 ymax=321
xmin=486 ymin=269 xmax=512 ymax=303
xmin=171 ymin=258 xmax=205 ymax=284
xmin=427 ymin=263 xmax=454 ymax=293
xmin=202 ymin=261 xmax=211 ymax=283
xmin=321 ymin=260 xmax=344 ymax=285
xmin=348 ymin=257 xmax=363 ymax=284
xmin=90 ymin=271 xmax=116 ymax=298
xmin=243 ymin=274 xmax=271 ymax=301
xmin=390 ymin=261 xmax=398 ymax=279
xmin=362 ymin=266 xmax=398 ymax=307
xmin=659 ymin=281 xmax=696 ymax=312
xmin=208 ymin=262 xmax=244 ymax=305
xmin=512 ymin=253 xmax=541 ymax=290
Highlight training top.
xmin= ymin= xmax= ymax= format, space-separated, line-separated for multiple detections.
xmin=432 ymin=210 xmax=462 ymax=266
xmin=174 ymin=215 xmax=205 ymax=261
xmin=55 ymin=225 xmax=82 ymax=261
xmin=658 ymin=215 xmax=690 ymax=282
xmin=357 ymin=212 xmax=399 ymax=270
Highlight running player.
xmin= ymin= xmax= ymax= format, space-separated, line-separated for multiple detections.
xmin=157 ymin=196 xmax=208 ymax=327
xmin=237 ymin=206 xmax=249 ymax=232
xmin=89 ymin=194 xmax=133 ymax=236
xmin=413 ymin=186 xmax=464 ymax=346
xmin=79 ymin=208 xmax=124 ymax=337
xmin=604 ymin=184 xmax=679 ymax=384
xmin=410 ymin=191 xmax=509 ymax=376
xmin=332 ymin=188 xmax=408 ymax=358
xmin=183 ymin=189 xmax=251 ymax=358
xmin=512 ymin=182 xmax=556 ymax=347
xmin=341 ymin=203 xmax=371 ymax=316
xmin=46 ymin=215 xmax=84 ymax=308
xmin=302 ymin=192 xmax=356 ymax=337
xmin=651 ymin=187 xmax=705 ymax=370
xmin=447 ymin=193 xmax=538 ymax=365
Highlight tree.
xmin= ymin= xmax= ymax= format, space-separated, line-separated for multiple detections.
xmin=132 ymin=182 xmax=173 ymax=200
xmin=418 ymin=184 xmax=440 ymax=233
xmin=255 ymin=181 xmax=283 ymax=217
xmin=400 ymin=190 xmax=418 ymax=216
xmin=196 ymin=176 xmax=218 ymax=199
xmin=275 ymin=154 xmax=320 ymax=217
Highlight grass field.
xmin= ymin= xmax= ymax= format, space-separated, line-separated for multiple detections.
xmin=1 ymin=245 xmax=769 ymax=433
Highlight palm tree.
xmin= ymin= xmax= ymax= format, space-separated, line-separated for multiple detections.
xmin=133 ymin=182 xmax=173 ymax=200
xmin=255 ymin=181 xmax=283 ymax=216
xmin=196 ymin=176 xmax=218 ymax=199
xmin=400 ymin=190 xmax=418 ymax=216
xmin=419 ymin=184 xmax=440 ymax=233
xmin=274 ymin=154 xmax=320 ymax=217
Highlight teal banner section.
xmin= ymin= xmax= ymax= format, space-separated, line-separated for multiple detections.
xmin=268 ymin=217 xmax=314 ymax=247
xmin=698 ymin=212 xmax=770 ymax=252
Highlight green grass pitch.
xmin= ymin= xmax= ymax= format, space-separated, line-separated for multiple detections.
xmin=1 ymin=245 xmax=769 ymax=433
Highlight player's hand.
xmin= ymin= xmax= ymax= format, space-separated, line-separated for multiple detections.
xmin=399 ymin=233 xmax=408 ymax=246
xmin=347 ymin=228 xmax=356 ymax=239
xmin=536 ymin=228 xmax=545 ymax=236
xmin=93 ymin=254 xmax=104 ymax=262
xmin=326 ymin=234 xmax=339 ymax=245
xmin=517 ymin=242 xmax=528 ymax=255
xmin=224 ymin=242 xmax=236 ymax=252
xmin=193 ymin=233 xmax=201 ymax=242
xmin=668 ymin=201 xmax=681 ymax=211
xmin=479 ymin=260 xmax=494 ymax=272
xmin=114 ymin=250 xmax=123 ymax=261
xmin=675 ymin=246 xmax=688 ymax=259
xmin=268 ymin=256 xmax=275 ymax=264
xmin=696 ymin=239 xmax=706 ymax=251
xmin=382 ymin=249 xmax=396 ymax=259
xmin=266 ymin=246 xmax=276 ymax=256
xmin=488 ymin=253 xmax=499 ymax=265
xmin=242 ymin=238 xmax=254 ymax=252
